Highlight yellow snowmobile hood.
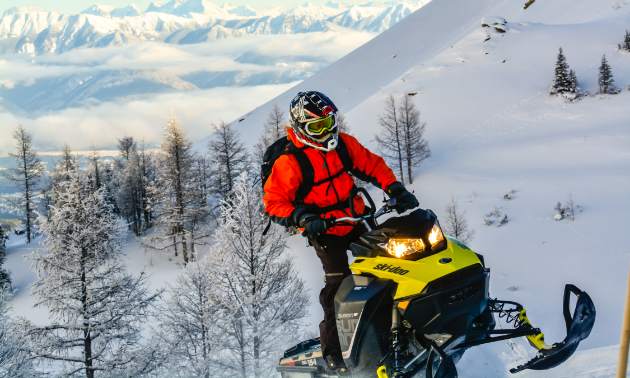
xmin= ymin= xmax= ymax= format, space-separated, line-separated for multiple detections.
xmin=349 ymin=236 xmax=482 ymax=300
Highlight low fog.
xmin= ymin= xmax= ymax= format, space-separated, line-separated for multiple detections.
xmin=0 ymin=30 xmax=374 ymax=154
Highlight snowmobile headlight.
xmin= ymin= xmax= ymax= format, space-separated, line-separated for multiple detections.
xmin=387 ymin=238 xmax=425 ymax=258
xmin=428 ymin=224 xmax=445 ymax=247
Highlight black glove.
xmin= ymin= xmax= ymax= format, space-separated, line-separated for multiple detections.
xmin=300 ymin=214 xmax=327 ymax=237
xmin=386 ymin=181 xmax=419 ymax=214
xmin=292 ymin=209 xmax=327 ymax=237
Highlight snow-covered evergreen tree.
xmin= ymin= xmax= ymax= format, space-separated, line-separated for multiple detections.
xmin=208 ymin=121 xmax=249 ymax=198
xmin=549 ymin=48 xmax=571 ymax=95
xmin=398 ymin=94 xmax=431 ymax=184
xmin=208 ymin=172 xmax=309 ymax=378
xmin=622 ymin=30 xmax=630 ymax=51
xmin=375 ymin=94 xmax=405 ymax=184
xmin=22 ymin=168 xmax=162 ymax=378
xmin=598 ymin=54 xmax=617 ymax=94
xmin=1 ymin=125 xmax=43 ymax=243
xmin=0 ymin=291 xmax=38 ymax=378
xmin=145 ymin=113 xmax=211 ymax=264
xmin=568 ymin=69 xmax=579 ymax=94
xmin=0 ymin=224 xmax=9 ymax=290
xmin=155 ymin=259 xmax=224 ymax=378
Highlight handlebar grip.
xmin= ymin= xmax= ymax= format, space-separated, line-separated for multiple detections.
xmin=349 ymin=187 xmax=376 ymax=218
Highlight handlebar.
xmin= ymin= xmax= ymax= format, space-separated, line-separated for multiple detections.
xmin=325 ymin=193 xmax=398 ymax=232
xmin=302 ymin=190 xmax=399 ymax=237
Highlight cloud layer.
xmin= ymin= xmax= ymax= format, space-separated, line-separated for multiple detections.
xmin=0 ymin=30 xmax=374 ymax=154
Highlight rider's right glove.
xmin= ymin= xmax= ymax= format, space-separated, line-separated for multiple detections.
xmin=292 ymin=209 xmax=327 ymax=237
xmin=386 ymin=181 xmax=419 ymax=214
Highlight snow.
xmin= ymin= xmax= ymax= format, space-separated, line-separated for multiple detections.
xmin=205 ymin=0 xmax=628 ymax=373
xmin=3 ymin=0 xmax=630 ymax=375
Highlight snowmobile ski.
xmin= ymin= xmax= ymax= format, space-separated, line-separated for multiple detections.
xmin=509 ymin=284 xmax=595 ymax=373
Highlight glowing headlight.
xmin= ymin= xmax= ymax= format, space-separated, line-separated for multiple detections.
xmin=386 ymin=239 xmax=425 ymax=258
xmin=428 ymin=224 xmax=445 ymax=247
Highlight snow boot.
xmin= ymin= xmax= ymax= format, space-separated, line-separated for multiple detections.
xmin=325 ymin=353 xmax=351 ymax=376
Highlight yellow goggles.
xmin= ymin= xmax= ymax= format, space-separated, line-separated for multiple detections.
xmin=305 ymin=114 xmax=337 ymax=135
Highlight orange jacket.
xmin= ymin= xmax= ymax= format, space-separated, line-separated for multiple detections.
xmin=263 ymin=128 xmax=397 ymax=236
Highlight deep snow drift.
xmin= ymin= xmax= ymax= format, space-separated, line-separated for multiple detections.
xmin=4 ymin=0 xmax=630 ymax=376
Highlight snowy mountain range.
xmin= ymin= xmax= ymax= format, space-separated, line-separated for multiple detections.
xmin=0 ymin=0 xmax=430 ymax=54
xmin=0 ymin=0 xmax=429 ymax=116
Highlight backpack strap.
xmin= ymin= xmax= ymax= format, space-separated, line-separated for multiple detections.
xmin=288 ymin=135 xmax=354 ymax=211
xmin=288 ymin=145 xmax=314 ymax=203
xmin=336 ymin=135 xmax=354 ymax=172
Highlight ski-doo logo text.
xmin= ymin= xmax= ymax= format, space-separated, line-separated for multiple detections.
xmin=373 ymin=264 xmax=409 ymax=276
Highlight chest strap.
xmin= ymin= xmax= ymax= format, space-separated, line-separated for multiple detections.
xmin=293 ymin=193 xmax=354 ymax=215
xmin=289 ymin=135 xmax=354 ymax=204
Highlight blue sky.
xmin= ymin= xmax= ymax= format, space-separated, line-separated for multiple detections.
xmin=1 ymin=0 xmax=367 ymax=14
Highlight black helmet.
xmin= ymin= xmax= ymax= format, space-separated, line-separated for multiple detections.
xmin=289 ymin=91 xmax=339 ymax=152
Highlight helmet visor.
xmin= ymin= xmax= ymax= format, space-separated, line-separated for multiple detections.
xmin=305 ymin=114 xmax=337 ymax=136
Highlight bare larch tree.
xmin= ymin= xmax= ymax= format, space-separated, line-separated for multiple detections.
xmin=208 ymin=173 xmax=309 ymax=378
xmin=1 ymin=125 xmax=43 ymax=243
xmin=22 ymin=167 xmax=161 ymax=378
xmin=375 ymin=94 xmax=405 ymax=184
xmin=145 ymin=113 xmax=210 ymax=264
xmin=442 ymin=196 xmax=475 ymax=245
xmin=208 ymin=121 xmax=249 ymax=199
xmin=253 ymin=104 xmax=288 ymax=165
xmin=398 ymin=94 xmax=431 ymax=184
xmin=155 ymin=259 xmax=224 ymax=378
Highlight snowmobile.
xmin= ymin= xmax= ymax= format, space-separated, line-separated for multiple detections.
xmin=276 ymin=188 xmax=595 ymax=378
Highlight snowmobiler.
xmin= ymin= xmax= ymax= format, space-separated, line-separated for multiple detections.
xmin=275 ymin=189 xmax=596 ymax=378
xmin=263 ymin=91 xmax=418 ymax=374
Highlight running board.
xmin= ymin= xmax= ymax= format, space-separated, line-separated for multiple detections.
xmin=510 ymin=284 xmax=596 ymax=373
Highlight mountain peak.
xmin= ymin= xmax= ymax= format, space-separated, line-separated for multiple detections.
xmin=228 ymin=4 xmax=257 ymax=17
xmin=111 ymin=3 xmax=142 ymax=17
xmin=3 ymin=6 xmax=50 ymax=16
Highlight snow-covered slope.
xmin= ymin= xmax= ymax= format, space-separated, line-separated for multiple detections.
xmin=204 ymin=0 xmax=630 ymax=370
xmin=3 ymin=0 xmax=629 ymax=375
xmin=0 ymin=0 xmax=428 ymax=54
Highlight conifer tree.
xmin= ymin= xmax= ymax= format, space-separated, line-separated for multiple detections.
xmin=598 ymin=54 xmax=616 ymax=94
xmin=568 ymin=69 xmax=579 ymax=94
xmin=0 ymin=224 xmax=10 ymax=290
xmin=23 ymin=167 xmax=161 ymax=378
xmin=550 ymin=48 xmax=571 ymax=95
xmin=208 ymin=173 xmax=309 ymax=378
xmin=155 ymin=259 xmax=223 ymax=378
xmin=208 ymin=121 xmax=249 ymax=198
xmin=1 ymin=125 xmax=43 ymax=243
xmin=145 ymin=113 xmax=210 ymax=264
xmin=623 ymin=30 xmax=630 ymax=51
xmin=0 ymin=291 xmax=38 ymax=378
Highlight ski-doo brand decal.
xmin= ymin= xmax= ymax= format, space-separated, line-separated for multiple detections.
xmin=373 ymin=264 xmax=409 ymax=275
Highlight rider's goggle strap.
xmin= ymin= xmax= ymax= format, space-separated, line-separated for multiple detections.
xmin=305 ymin=114 xmax=337 ymax=136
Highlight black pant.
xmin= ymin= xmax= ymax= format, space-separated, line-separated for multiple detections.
xmin=309 ymin=227 xmax=364 ymax=358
